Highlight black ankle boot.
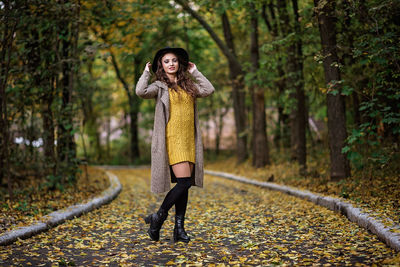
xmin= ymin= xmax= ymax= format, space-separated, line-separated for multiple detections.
xmin=173 ymin=214 xmax=190 ymax=243
xmin=144 ymin=209 xmax=168 ymax=241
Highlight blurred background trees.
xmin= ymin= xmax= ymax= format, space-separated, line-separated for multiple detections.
xmin=1 ymin=0 xmax=399 ymax=199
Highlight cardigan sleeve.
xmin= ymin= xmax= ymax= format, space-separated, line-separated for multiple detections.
xmin=135 ymin=70 xmax=159 ymax=99
xmin=191 ymin=69 xmax=215 ymax=98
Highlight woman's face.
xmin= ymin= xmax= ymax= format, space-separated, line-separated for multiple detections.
xmin=161 ymin=53 xmax=179 ymax=76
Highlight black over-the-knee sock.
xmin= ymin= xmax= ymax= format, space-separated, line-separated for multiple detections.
xmin=160 ymin=177 xmax=191 ymax=212
xmin=175 ymin=189 xmax=188 ymax=217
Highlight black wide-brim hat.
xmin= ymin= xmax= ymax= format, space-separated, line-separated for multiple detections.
xmin=152 ymin=47 xmax=189 ymax=73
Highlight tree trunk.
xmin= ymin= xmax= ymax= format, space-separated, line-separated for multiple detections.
xmin=42 ymin=92 xmax=56 ymax=168
xmin=0 ymin=0 xmax=17 ymax=198
xmin=342 ymin=0 xmax=361 ymax=128
xmin=83 ymin=59 xmax=103 ymax=162
xmin=175 ymin=0 xmax=248 ymax=163
xmin=110 ymin=51 xmax=140 ymax=163
xmin=129 ymin=105 xmax=139 ymax=161
xmin=216 ymin=107 xmax=229 ymax=156
xmin=277 ymin=0 xmax=307 ymax=170
xmin=276 ymin=61 xmax=290 ymax=150
xmin=291 ymin=0 xmax=307 ymax=171
xmin=106 ymin=116 xmax=111 ymax=160
xmin=131 ymin=57 xmax=144 ymax=161
xmin=221 ymin=12 xmax=248 ymax=163
xmin=261 ymin=4 xmax=290 ymax=150
xmin=249 ymin=3 xmax=270 ymax=167
xmin=314 ymin=0 xmax=351 ymax=180
xmin=57 ymin=0 xmax=79 ymax=182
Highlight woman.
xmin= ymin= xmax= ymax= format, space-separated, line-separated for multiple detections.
xmin=135 ymin=47 xmax=215 ymax=243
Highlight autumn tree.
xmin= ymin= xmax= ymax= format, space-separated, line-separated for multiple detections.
xmin=338 ymin=0 xmax=400 ymax=173
xmin=82 ymin=0 xmax=146 ymax=163
xmin=175 ymin=0 xmax=249 ymax=163
xmin=272 ymin=0 xmax=308 ymax=172
xmin=0 ymin=0 xmax=82 ymax=193
xmin=248 ymin=1 xmax=270 ymax=167
xmin=0 ymin=0 xmax=18 ymax=198
xmin=314 ymin=0 xmax=350 ymax=179
xmin=57 ymin=0 xmax=81 ymax=182
xmin=261 ymin=1 xmax=290 ymax=150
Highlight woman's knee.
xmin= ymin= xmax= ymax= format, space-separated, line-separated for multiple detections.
xmin=176 ymin=177 xmax=192 ymax=190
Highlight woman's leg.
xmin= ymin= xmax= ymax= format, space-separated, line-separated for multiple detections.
xmin=172 ymin=162 xmax=193 ymax=243
xmin=174 ymin=162 xmax=194 ymax=217
xmin=145 ymin=162 xmax=192 ymax=241
xmin=159 ymin=162 xmax=192 ymax=212
xmin=159 ymin=162 xmax=193 ymax=243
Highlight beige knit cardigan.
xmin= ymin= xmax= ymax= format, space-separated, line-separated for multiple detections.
xmin=135 ymin=69 xmax=215 ymax=194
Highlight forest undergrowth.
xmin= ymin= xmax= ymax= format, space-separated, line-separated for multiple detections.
xmin=0 ymin=166 xmax=109 ymax=233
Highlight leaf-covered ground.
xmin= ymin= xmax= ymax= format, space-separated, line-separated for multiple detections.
xmin=206 ymin=156 xmax=400 ymax=227
xmin=1 ymin=168 xmax=399 ymax=266
xmin=0 ymin=167 xmax=109 ymax=233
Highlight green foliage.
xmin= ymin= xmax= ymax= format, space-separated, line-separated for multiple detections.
xmin=339 ymin=0 xmax=400 ymax=172
xmin=2 ymin=0 xmax=399 ymax=196
xmin=1 ymin=0 xmax=81 ymax=193
xmin=45 ymin=175 xmax=66 ymax=191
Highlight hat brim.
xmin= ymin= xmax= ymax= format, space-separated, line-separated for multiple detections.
xmin=152 ymin=47 xmax=189 ymax=73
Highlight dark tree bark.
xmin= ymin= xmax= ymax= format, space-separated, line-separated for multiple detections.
xmin=249 ymin=3 xmax=270 ymax=167
xmin=106 ymin=116 xmax=111 ymax=160
xmin=314 ymin=0 xmax=351 ymax=180
xmin=57 ymin=0 xmax=79 ymax=181
xmin=208 ymin=92 xmax=229 ymax=155
xmin=42 ymin=87 xmax=56 ymax=168
xmin=41 ymin=28 xmax=57 ymax=171
xmin=0 ymin=0 xmax=17 ymax=198
xmin=132 ymin=56 xmax=143 ymax=160
xmin=291 ymin=0 xmax=307 ymax=171
xmin=261 ymin=3 xmax=290 ymax=149
xmin=342 ymin=0 xmax=361 ymax=128
xmin=220 ymin=12 xmax=248 ymax=163
xmin=221 ymin=12 xmax=248 ymax=163
xmin=175 ymin=0 xmax=248 ymax=163
xmin=26 ymin=23 xmax=57 ymax=175
xmin=277 ymin=0 xmax=307 ymax=171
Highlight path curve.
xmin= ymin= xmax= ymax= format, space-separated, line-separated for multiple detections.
xmin=0 ymin=168 xmax=397 ymax=266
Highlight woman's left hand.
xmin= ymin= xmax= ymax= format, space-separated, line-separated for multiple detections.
xmin=188 ymin=62 xmax=197 ymax=74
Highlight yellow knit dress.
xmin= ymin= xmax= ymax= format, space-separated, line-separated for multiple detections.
xmin=166 ymin=86 xmax=195 ymax=165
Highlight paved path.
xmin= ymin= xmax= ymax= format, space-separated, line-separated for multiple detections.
xmin=0 ymin=169 xmax=397 ymax=266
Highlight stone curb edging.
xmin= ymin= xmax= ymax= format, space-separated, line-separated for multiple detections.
xmin=0 ymin=170 xmax=122 ymax=246
xmin=205 ymin=169 xmax=400 ymax=253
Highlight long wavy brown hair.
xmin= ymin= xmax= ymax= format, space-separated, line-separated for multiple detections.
xmin=154 ymin=53 xmax=198 ymax=98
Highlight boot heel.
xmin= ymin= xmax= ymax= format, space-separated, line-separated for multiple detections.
xmin=145 ymin=209 xmax=168 ymax=241
xmin=144 ymin=215 xmax=152 ymax=224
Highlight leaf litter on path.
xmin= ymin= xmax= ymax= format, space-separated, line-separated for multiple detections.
xmin=206 ymin=157 xmax=400 ymax=226
xmin=0 ymin=168 xmax=399 ymax=266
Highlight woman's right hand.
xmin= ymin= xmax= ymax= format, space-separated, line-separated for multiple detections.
xmin=144 ymin=62 xmax=151 ymax=72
